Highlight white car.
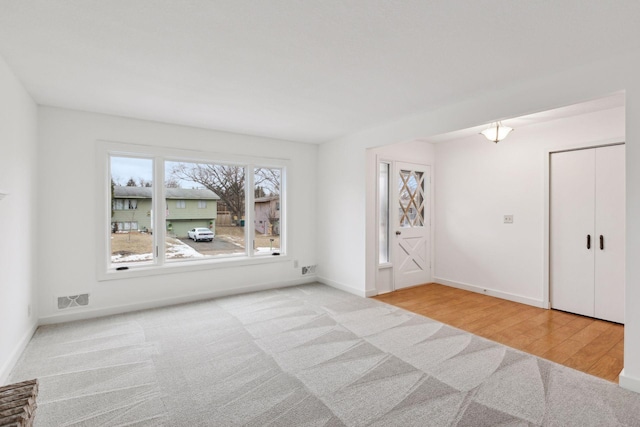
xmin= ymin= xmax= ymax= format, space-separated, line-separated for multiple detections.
xmin=188 ymin=227 xmax=214 ymax=242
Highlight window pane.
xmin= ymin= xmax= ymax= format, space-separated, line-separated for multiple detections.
xmin=398 ymin=169 xmax=424 ymax=227
xmin=254 ymin=167 xmax=281 ymax=255
xmin=379 ymin=163 xmax=389 ymax=263
xmin=110 ymin=156 xmax=153 ymax=265
xmin=165 ymin=161 xmax=246 ymax=260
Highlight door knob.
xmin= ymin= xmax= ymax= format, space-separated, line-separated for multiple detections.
xmin=396 ymin=231 xmax=401 ymax=235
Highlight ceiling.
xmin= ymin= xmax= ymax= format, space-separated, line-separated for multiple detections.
xmin=423 ymin=92 xmax=626 ymax=144
xmin=0 ymin=1 xmax=639 ymax=144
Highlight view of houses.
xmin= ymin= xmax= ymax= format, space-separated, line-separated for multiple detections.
xmin=111 ymin=186 xmax=220 ymax=237
xmin=111 ymin=185 xmax=281 ymax=262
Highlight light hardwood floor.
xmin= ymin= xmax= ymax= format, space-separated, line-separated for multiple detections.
xmin=374 ymin=283 xmax=624 ymax=383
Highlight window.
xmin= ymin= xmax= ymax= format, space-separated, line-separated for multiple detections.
xmin=100 ymin=142 xmax=287 ymax=277
xmin=112 ymin=221 xmax=139 ymax=231
xmin=254 ymin=167 xmax=281 ymax=254
xmin=110 ymin=156 xmax=153 ymax=265
xmin=166 ymin=160 xmax=246 ymax=258
xmin=379 ymin=162 xmax=390 ymax=264
xmin=113 ymin=199 xmax=139 ymax=210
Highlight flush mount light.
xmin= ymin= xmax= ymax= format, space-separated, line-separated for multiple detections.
xmin=480 ymin=121 xmax=513 ymax=143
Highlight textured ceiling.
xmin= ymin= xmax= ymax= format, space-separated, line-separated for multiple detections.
xmin=0 ymin=1 xmax=639 ymax=143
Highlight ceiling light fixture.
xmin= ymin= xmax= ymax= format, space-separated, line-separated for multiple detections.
xmin=480 ymin=121 xmax=513 ymax=143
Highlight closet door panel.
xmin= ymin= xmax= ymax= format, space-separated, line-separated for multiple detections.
xmin=550 ymin=149 xmax=596 ymax=317
xmin=594 ymin=145 xmax=625 ymax=323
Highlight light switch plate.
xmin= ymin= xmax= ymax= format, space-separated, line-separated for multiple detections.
xmin=504 ymin=214 xmax=514 ymax=224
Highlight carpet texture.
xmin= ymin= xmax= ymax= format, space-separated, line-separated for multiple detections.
xmin=9 ymin=283 xmax=640 ymax=426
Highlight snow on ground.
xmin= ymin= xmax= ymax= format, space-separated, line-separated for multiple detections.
xmin=255 ymin=247 xmax=279 ymax=254
xmin=111 ymin=238 xmax=203 ymax=263
xmin=167 ymin=238 xmax=205 ymax=258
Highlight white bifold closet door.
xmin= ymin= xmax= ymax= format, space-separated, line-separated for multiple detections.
xmin=550 ymin=144 xmax=625 ymax=324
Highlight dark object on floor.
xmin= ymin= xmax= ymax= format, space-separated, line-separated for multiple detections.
xmin=0 ymin=379 xmax=38 ymax=427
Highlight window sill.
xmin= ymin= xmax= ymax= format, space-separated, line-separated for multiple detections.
xmin=98 ymin=254 xmax=289 ymax=282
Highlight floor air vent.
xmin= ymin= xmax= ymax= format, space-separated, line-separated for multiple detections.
xmin=57 ymin=294 xmax=90 ymax=310
xmin=301 ymin=265 xmax=317 ymax=276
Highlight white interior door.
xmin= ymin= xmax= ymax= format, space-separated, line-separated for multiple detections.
xmin=594 ymin=145 xmax=625 ymax=323
xmin=393 ymin=162 xmax=430 ymax=289
xmin=550 ymin=149 xmax=596 ymax=317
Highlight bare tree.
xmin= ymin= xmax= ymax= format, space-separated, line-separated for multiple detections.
xmin=268 ymin=206 xmax=280 ymax=236
xmin=170 ymin=163 xmax=245 ymax=220
xmin=164 ymin=177 xmax=181 ymax=188
xmin=169 ymin=164 xmax=281 ymax=224
xmin=255 ymin=168 xmax=280 ymax=195
xmin=126 ymin=177 xmax=137 ymax=187
xmin=128 ymin=208 xmax=136 ymax=242
xmin=138 ymin=177 xmax=152 ymax=187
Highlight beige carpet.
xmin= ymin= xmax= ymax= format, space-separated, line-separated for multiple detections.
xmin=9 ymin=283 xmax=640 ymax=426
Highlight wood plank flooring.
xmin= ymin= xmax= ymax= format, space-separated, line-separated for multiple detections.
xmin=373 ymin=283 xmax=624 ymax=382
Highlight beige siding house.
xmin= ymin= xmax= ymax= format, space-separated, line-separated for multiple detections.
xmin=112 ymin=186 xmax=220 ymax=237
xmin=254 ymin=195 xmax=280 ymax=235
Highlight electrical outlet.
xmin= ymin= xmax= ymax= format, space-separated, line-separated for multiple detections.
xmin=294 ymin=260 xmax=299 ymax=268
xmin=504 ymin=214 xmax=514 ymax=224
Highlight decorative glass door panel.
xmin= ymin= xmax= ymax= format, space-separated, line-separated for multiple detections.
xmin=398 ymin=169 xmax=425 ymax=228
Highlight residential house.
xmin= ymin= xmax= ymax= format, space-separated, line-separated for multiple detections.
xmin=111 ymin=186 xmax=153 ymax=232
xmin=112 ymin=186 xmax=219 ymax=237
xmin=4 ymin=2 xmax=640 ymax=400
xmin=165 ymin=187 xmax=219 ymax=237
xmin=254 ymin=195 xmax=280 ymax=235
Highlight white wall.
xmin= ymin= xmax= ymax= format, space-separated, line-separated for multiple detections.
xmin=37 ymin=107 xmax=317 ymax=322
xmin=317 ymin=140 xmax=368 ymax=295
xmin=317 ymin=50 xmax=640 ymax=391
xmin=434 ymin=107 xmax=624 ymax=306
xmin=0 ymin=56 xmax=38 ymax=384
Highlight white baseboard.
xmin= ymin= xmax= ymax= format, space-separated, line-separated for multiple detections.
xmin=433 ymin=277 xmax=545 ymax=308
xmin=0 ymin=321 xmax=38 ymax=386
xmin=619 ymin=369 xmax=640 ymax=393
xmin=318 ymin=276 xmax=374 ymax=297
xmin=39 ymin=277 xmax=318 ymax=325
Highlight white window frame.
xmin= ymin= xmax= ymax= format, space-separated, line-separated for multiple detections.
xmin=198 ymin=200 xmax=206 ymax=209
xmin=377 ymin=159 xmax=392 ymax=267
xmin=175 ymin=200 xmax=186 ymax=209
xmin=97 ymin=140 xmax=289 ymax=281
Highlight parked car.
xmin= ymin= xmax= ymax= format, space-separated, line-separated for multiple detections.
xmin=188 ymin=227 xmax=214 ymax=242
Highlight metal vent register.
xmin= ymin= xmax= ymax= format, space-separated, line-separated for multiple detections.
xmin=57 ymin=294 xmax=89 ymax=310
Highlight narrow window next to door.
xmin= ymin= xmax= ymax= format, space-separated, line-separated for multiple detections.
xmin=379 ymin=162 xmax=390 ymax=264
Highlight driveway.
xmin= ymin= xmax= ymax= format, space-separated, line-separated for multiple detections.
xmin=178 ymin=235 xmax=244 ymax=256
